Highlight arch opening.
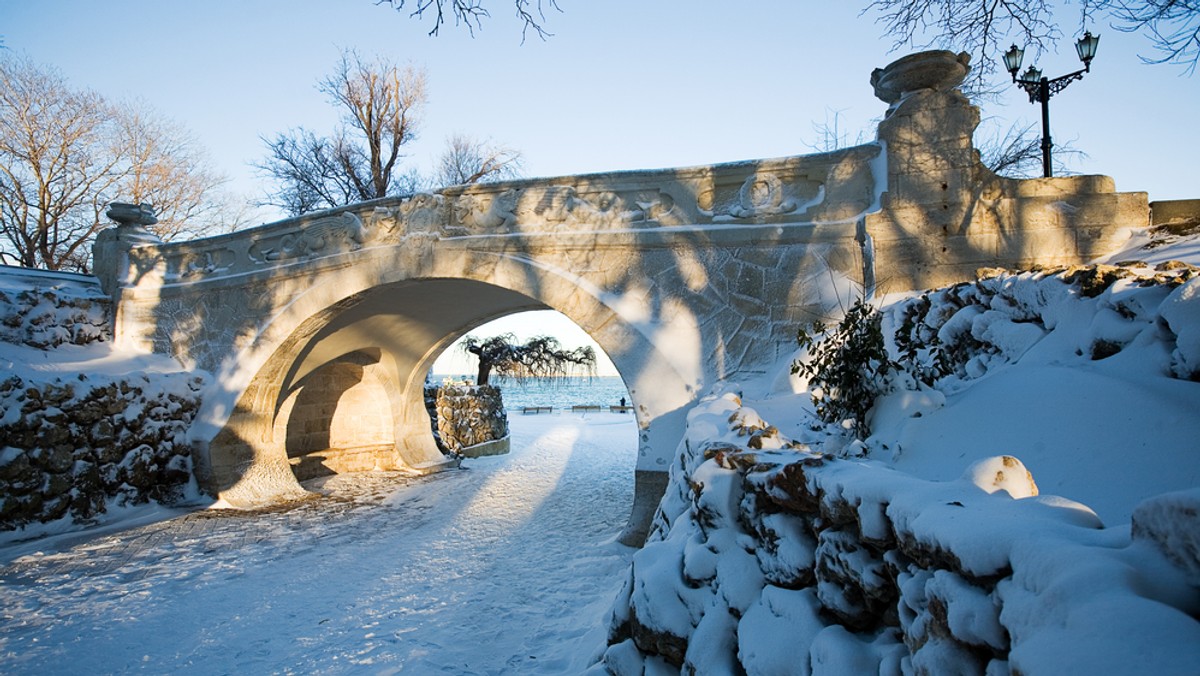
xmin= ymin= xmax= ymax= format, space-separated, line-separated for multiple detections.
xmin=206 ymin=274 xmax=697 ymax=545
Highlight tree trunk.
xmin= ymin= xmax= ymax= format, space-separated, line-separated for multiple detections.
xmin=468 ymin=345 xmax=492 ymax=385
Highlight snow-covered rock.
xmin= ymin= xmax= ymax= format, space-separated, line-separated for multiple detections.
xmin=0 ymin=272 xmax=110 ymax=349
xmin=598 ymin=260 xmax=1200 ymax=674
xmin=1131 ymin=487 xmax=1200 ymax=587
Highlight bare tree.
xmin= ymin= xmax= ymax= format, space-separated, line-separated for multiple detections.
xmin=978 ymin=119 xmax=1087 ymax=177
xmin=114 ymin=107 xmax=236 ymax=242
xmin=461 ymin=334 xmax=595 ymax=386
xmin=804 ymin=108 xmax=872 ymax=154
xmin=375 ymin=0 xmax=561 ymax=40
xmin=435 ymin=133 xmax=523 ymax=187
xmin=258 ymin=51 xmax=427 ymax=216
xmin=0 ymin=55 xmax=233 ymax=272
xmin=864 ymin=0 xmax=1200 ymax=77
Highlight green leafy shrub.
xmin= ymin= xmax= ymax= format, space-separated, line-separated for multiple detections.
xmin=792 ymin=299 xmax=897 ymax=439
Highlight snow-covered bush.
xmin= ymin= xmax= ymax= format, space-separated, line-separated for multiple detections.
xmin=890 ymin=263 xmax=1198 ymax=389
xmin=788 ymin=262 xmax=1199 ymax=452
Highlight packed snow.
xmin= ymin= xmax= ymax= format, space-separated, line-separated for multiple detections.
xmin=0 ymin=412 xmax=639 ymax=674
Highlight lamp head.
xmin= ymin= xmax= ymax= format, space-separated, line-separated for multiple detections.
xmin=1076 ymin=31 xmax=1100 ymax=69
xmin=1003 ymin=44 xmax=1025 ymax=81
xmin=1022 ymin=65 xmax=1043 ymax=82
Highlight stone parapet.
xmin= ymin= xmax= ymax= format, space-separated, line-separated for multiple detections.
xmin=865 ymin=52 xmax=1148 ymax=292
xmin=1151 ymin=199 xmax=1200 ymax=227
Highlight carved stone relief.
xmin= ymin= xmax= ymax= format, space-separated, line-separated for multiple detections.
xmin=730 ymin=173 xmax=798 ymax=218
xmin=368 ymin=193 xmax=444 ymax=241
xmin=248 ymin=211 xmax=367 ymax=264
xmin=533 ymin=186 xmax=632 ymax=228
xmin=632 ymin=190 xmax=685 ymax=226
xmin=167 ymin=247 xmax=236 ymax=281
xmin=451 ymin=189 xmax=518 ymax=234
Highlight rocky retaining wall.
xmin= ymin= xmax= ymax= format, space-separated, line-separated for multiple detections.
xmin=0 ymin=272 xmax=110 ymax=348
xmin=0 ymin=372 xmax=204 ymax=531
xmin=0 ymin=271 xmax=205 ymax=532
xmin=596 ymin=393 xmax=1200 ymax=674
xmin=434 ymin=384 xmax=509 ymax=457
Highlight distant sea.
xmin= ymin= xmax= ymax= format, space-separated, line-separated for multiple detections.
xmin=431 ymin=375 xmax=630 ymax=411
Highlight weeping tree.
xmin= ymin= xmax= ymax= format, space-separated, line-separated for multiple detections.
xmin=461 ymin=333 xmax=596 ymax=386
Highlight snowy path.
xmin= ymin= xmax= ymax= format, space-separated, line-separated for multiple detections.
xmin=0 ymin=414 xmax=639 ymax=674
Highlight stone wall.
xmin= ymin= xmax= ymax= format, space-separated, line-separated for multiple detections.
xmin=597 ymin=394 xmax=1200 ymax=674
xmin=434 ymin=385 xmax=509 ymax=458
xmin=0 ymin=372 xmax=203 ymax=531
xmin=0 ymin=272 xmax=205 ymax=532
xmin=0 ymin=271 xmax=110 ymax=348
xmin=281 ymin=357 xmax=399 ymax=480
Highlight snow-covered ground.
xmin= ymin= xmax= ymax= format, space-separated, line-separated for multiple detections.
xmin=0 ymin=413 xmax=639 ymax=674
xmin=2 ymin=224 xmax=1198 ymax=674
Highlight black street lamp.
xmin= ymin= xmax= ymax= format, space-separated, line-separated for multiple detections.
xmin=1003 ymin=32 xmax=1101 ymax=178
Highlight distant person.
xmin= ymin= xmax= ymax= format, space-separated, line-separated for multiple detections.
xmin=619 ymin=397 xmax=626 ymax=408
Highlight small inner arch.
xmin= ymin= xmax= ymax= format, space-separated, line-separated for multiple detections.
xmin=278 ymin=350 xmax=397 ymax=481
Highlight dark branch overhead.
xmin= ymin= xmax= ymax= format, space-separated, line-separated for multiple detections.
xmin=864 ymin=0 xmax=1200 ymax=77
xmin=375 ymin=0 xmax=562 ymax=41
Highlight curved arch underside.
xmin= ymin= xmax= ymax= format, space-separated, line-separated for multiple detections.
xmin=203 ymin=275 xmax=693 ymax=545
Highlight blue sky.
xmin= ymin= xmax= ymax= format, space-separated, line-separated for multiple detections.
xmin=6 ymin=1 xmax=1195 ymax=203
xmin=4 ymin=0 xmax=1197 ymax=375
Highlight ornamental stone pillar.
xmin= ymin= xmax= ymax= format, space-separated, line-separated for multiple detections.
xmin=93 ymin=202 xmax=163 ymax=299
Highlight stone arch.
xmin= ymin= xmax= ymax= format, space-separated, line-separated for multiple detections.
xmin=196 ymin=254 xmax=699 ymax=544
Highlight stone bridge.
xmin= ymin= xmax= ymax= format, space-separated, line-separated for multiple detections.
xmin=92 ymin=51 xmax=1146 ymax=545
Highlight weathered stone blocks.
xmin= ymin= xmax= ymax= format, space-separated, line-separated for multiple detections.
xmin=434 ymin=384 xmax=509 ymax=457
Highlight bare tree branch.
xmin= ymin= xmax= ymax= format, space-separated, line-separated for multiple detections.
xmin=1108 ymin=0 xmax=1200 ymax=72
xmin=803 ymin=108 xmax=872 ymax=153
xmin=0 ymin=54 xmax=235 ymax=271
xmin=864 ymin=0 xmax=1061 ymax=85
xmin=978 ymin=119 xmax=1087 ymax=177
xmin=435 ymin=133 xmax=523 ymax=186
xmin=258 ymin=50 xmax=428 ymax=216
xmin=864 ymin=0 xmax=1200 ymax=76
xmin=374 ymin=0 xmax=560 ymax=40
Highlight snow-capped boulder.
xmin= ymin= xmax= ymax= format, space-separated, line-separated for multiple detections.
xmin=1131 ymin=487 xmax=1200 ymax=587
xmin=1160 ymin=276 xmax=1200 ymax=379
xmin=960 ymin=455 xmax=1038 ymax=499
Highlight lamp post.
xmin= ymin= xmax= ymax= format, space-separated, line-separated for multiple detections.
xmin=1003 ymin=32 xmax=1100 ymax=178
